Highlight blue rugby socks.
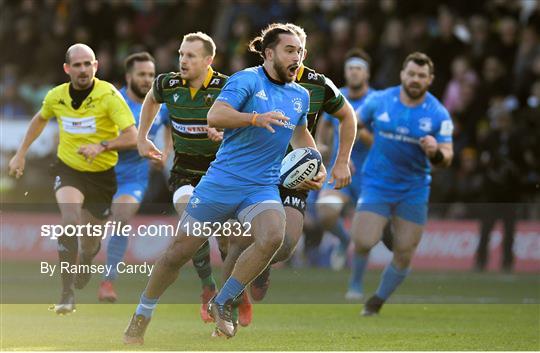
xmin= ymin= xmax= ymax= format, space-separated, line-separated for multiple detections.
xmin=375 ymin=263 xmax=410 ymax=300
xmin=135 ymin=293 xmax=159 ymax=318
xmin=349 ymin=253 xmax=368 ymax=292
xmin=215 ymin=277 xmax=245 ymax=305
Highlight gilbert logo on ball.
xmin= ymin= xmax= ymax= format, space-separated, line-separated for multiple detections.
xmin=280 ymin=147 xmax=322 ymax=189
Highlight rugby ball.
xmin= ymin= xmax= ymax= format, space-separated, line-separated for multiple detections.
xmin=280 ymin=147 xmax=322 ymax=189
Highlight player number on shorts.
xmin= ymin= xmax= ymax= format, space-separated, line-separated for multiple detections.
xmin=186 ymin=222 xmax=251 ymax=237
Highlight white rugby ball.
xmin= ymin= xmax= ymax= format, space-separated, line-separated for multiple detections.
xmin=280 ymin=147 xmax=322 ymax=189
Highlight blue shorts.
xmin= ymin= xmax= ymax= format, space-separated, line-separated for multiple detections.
xmin=184 ymin=175 xmax=285 ymax=226
xmin=114 ymin=180 xmax=147 ymax=203
xmin=356 ymin=184 xmax=430 ymax=225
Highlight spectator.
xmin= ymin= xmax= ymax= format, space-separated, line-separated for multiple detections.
xmin=1 ymin=0 xmax=538 ymax=221
xmin=0 ymin=83 xmax=31 ymax=119
xmin=373 ymin=18 xmax=405 ymax=88
xmin=475 ymin=105 xmax=523 ymax=272
xmin=443 ymin=55 xmax=478 ymax=113
xmin=427 ymin=6 xmax=467 ymax=97
xmin=445 ymin=147 xmax=484 ymax=219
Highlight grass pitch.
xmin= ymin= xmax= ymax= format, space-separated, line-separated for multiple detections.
xmin=1 ymin=264 xmax=539 ymax=350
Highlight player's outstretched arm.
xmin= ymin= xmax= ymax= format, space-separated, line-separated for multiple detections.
xmin=150 ymin=125 xmax=173 ymax=170
xmin=207 ymin=101 xmax=252 ymax=128
xmin=139 ymin=90 xmax=161 ymax=142
xmin=329 ymin=101 xmax=356 ymax=188
xmin=137 ymin=90 xmax=163 ymax=161
xmin=8 ymin=112 xmax=49 ymax=179
xmin=208 ymin=101 xmax=288 ymax=132
xmin=291 ymin=124 xmax=327 ymax=190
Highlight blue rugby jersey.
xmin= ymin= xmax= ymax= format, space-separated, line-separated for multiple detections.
xmin=358 ymin=85 xmax=453 ymax=191
xmin=115 ymin=87 xmax=169 ymax=183
xmin=210 ymin=66 xmax=309 ymax=186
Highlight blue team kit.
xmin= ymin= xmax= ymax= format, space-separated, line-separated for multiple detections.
xmin=114 ymin=87 xmax=169 ymax=202
xmin=185 ymin=66 xmax=310 ymax=224
xmin=356 ymin=86 xmax=453 ymax=224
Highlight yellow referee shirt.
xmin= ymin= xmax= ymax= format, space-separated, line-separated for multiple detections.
xmin=40 ymin=78 xmax=135 ymax=172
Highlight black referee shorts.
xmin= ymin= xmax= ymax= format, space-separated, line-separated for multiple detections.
xmin=51 ymin=159 xmax=117 ymax=220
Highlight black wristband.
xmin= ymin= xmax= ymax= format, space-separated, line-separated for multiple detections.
xmin=429 ymin=149 xmax=444 ymax=164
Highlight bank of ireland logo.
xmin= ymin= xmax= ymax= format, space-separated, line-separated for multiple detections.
xmin=273 ymin=109 xmax=294 ymax=130
xmin=419 ymin=117 xmax=432 ymax=132
xmin=397 ymin=126 xmax=409 ymax=135
xmin=292 ymin=97 xmax=303 ymax=113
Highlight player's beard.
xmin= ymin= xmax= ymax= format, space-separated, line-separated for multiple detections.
xmin=273 ymin=57 xmax=296 ymax=83
xmin=403 ymin=82 xmax=428 ymax=100
xmin=131 ymin=82 xmax=149 ymax=100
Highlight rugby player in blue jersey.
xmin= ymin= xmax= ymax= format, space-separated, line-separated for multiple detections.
xmin=351 ymin=52 xmax=454 ymax=316
xmin=316 ymin=48 xmax=376 ymax=275
xmin=316 ymin=49 xmax=395 ymax=299
xmin=123 ymin=24 xmax=325 ymax=342
xmin=99 ymin=52 xmax=171 ymax=302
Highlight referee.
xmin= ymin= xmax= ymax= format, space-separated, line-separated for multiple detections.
xmin=8 ymin=43 xmax=137 ymax=314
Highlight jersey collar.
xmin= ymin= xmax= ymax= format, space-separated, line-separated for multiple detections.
xmin=184 ymin=67 xmax=214 ymax=99
xmin=296 ymin=64 xmax=305 ymax=82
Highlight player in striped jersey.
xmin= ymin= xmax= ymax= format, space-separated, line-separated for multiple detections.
xmin=126 ymin=32 xmax=250 ymax=332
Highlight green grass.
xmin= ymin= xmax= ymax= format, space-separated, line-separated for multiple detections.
xmin=1 ymin=264 xmax=539 ymax=350
xmin=2 ymin=304 xmax=539 ymax=350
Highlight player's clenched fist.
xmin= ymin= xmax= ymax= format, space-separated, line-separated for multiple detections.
xmin=137 ymin=138 xmax=162 ymax=161
xmin=8 ymin=153 xmax=25 ymax=179
xmin=419 ymin=135 xmax=438 ymax=157
xmin=251 ymin=111 xmax=290 ymax=133
xmin=207 ymin=127 xmax=224 ymax=142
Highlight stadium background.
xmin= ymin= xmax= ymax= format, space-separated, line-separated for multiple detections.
xmin=0 ymin=1 xmax=539 ymax=350
xmin=1 ymin=0 xmax=539 ymax=269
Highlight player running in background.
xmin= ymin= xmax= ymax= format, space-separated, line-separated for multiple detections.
xmin=352 ymin=52 xmax=454 ymax=315
xmin=129 ymin=32 xmax=240 ymax=328
xmin=316 ymin=48 xmax=375 ymax=275
xmin=8 ymin=43 xmax=136 ymax=314
xmin=123 ymin=23 xmax=323 ymax=342
xmin=98 ymin=52 xmax=171 ymax=303
xmin=236 ymin=23 xmax=356 ymax=302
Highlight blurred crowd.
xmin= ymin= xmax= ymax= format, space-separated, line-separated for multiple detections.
xmin=1 ymin=0 xmax=539 ymax=217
